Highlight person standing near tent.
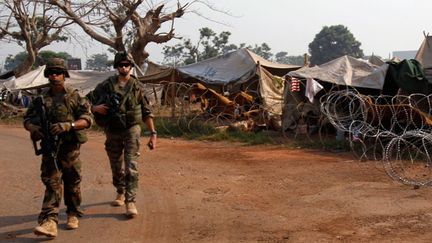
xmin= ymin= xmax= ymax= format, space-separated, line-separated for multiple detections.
xmin=86 ymin=51 xmax=157 ymax=218
xmin=24 ymin=58 xmax=92 ymax=238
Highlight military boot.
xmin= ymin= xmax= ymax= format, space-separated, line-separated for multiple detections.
xmin=33 ymin=219 xmax=58 ymax=238
xmin=126 ymin=202 xmax=138 ymax=217
xmin=111 ymin=193 xmax=125 ymax=206
xmin=66 ymin=215 xmax=79 ymax=230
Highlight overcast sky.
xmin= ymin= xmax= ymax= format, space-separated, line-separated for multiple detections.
xmin=0 ymin=0 xmax=430 ymax=66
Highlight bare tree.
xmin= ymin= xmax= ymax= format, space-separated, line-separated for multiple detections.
xmin=0 ymin=0 xmax=73 ymax=76
xmin=49 ymin=0 xmax=193 ymax=68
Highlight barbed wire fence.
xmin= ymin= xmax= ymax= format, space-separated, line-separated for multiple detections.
xmin=320 ymin=89 xmax=432 ymax=186
xmin=143 ymin=82 xmax=283 ymax=134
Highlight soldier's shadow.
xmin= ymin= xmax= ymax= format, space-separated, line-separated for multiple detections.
xmin=0 ymin=214 xmax=52 ymax=242
xmin=81 ymin=201 xmax=131 ymax=221
xmin=0 ymin=228 xmax=54 ymax=242
xmin=0 ymin=214 xmax=37 ymax=229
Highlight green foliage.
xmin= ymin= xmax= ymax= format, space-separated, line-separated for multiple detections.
xmin=162 ymin=27 xmax=281 ymax=66
xmin=4 ymin=51 xmax=73 ymax=71
xmin=207 ymin=130 xmax=274 ymax=145
xmin=4 ymin=54 xmax=25 ymax=71
xmin=39 ymin=51 xmax=72 ymax=65
xmin=242 ymin=43 xmax=273 ymax=60
xmin=275 ymin=52 xmax=305 ymax=65
xmin=309 ymin=25 xmax=364 ymax=65
xmin=293 ymin=138 xmax=350 ymax=151
xmin=162 ymin=27 xmax=238 ymax=66
xmin=153 ymin=117 xmax=217 ymax=137
xmin=86 ymin=53 xmax=112 ymax=71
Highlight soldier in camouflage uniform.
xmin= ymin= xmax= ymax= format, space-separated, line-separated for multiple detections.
xmin=24 ymin=58 xmax=92 ymax=238
xmin=87 ymin=51 xmax=157 ymax=218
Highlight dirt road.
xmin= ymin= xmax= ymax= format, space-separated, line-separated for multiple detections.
xmin=1 ymin=124 xmax=432 ymax=242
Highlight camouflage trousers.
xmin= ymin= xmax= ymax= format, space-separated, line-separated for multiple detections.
xmin=38 ymin=143 xmax=83 ymax=224
xmin=105 ymin=124 xmax=141 ymax=203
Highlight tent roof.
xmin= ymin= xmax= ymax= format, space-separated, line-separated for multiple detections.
xmin=287 ymin=55 xmax=389 ymax=90
xmin=2 ymin=65 xmax=116 ymax=95
xmin=368 ymin=55 xmax=385 ymax=66
xmin=415 ymin=35 xmax=432 ymax=69
xmin=140 ymin=49 xmax=300 ymax=86
xmin=177 ymin=49 xmax=299 ymax=86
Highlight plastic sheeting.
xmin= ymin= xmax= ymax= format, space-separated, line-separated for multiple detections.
xmin=288 ymin=55 xmax=388 ymax=90
xmin=2 ymin=65 xmax=116 ymax=95
xmin=178 ymin=49 xmax=299 ymax=86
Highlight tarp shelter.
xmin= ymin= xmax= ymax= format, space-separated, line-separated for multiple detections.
xmin=287 ymin=55 xmax=389 ymax=90
xmin=415 ymin=35 xmax=432 ymax=80
xmin=416 ymin=35 xmax=432 ymax=69
xmin=1 ymin=65 xmax=117 ymax=95
xmin=368 ymin=55 xmax=385 ymax=66
xmin=283 ymin=55 xmax=389 ymax=131
xmin=140 ymin=49 xmax=300 ymax=115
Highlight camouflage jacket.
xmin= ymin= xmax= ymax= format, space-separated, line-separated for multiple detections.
xmin=24 ymin=85 xmax=93 ymax=144
xmin=86 ymin=75 xmax=153 ymax=131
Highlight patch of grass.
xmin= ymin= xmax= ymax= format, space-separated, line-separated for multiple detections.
xmin=152 ymin=117 xmax=217 ymax=138
xmin=0 ymin=115 xmax=24 ymax=125
xmin=153 ymin=117 xmax=278 ymax=145
xmin=203 ymin=129 xmax=274 ymax=145
xmin=293 ymin=138 xmax=350 ymax=151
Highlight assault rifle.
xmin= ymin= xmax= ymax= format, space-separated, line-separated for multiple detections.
xmin=93 ymin=93 xmax=126 ymax=128
xmin=31 ymin=96 xmax=60 ymax=170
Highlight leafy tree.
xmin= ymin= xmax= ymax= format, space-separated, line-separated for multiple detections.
xmin=309 ymin=25 xmax=364 ymax=65
xmin=163 ymin=27 xmax=238 ymax=66
xmin=4 ymin=51 xmax=72 ymax=71
xmin=0 ymin=1 xmax=72 ymax=76
xmin=245 ymin=43 xmax=273 ymax=60
xmin=86 ymin=53 xmax=111 ymax=71
xmin=274 ymin=52 xmax=305 ymax=66
xmin=162 ymin=45 xmax=185 ymax=67
xmin=38 ymin=51 xmax=72 ymax=65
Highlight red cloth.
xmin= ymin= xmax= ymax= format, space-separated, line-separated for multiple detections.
xmin=291 ymin=78 xmax=301 ymax=92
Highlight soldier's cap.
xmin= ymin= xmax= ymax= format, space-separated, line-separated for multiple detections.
xmin=44 ymin=58 xmax=70 ymax=78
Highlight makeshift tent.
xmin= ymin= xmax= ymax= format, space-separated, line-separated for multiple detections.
xmin=287 ymin=55 xmax=388 ymax=90
xmin=283 ymin=55 xmax=389 ymax=131
xmin=140 ymin=49 xmax=300 ymax=115
xmin=368 ymin=55 xmax=385 ymax=66
xmin=2 ymin=65 xmax=116 ymax=95
xmin=416 ymin=35 xmax=432 ymax=69
xmin=415 ymin=35 xmax=432 ymax=80
xmin=1 ymin=64 xmax=164 ymax=107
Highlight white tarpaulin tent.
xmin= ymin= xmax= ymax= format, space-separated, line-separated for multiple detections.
xmin=2 ymin=65 xmax=117 ymax=95
xmin=287 ymin=55 xmax=389 ymax=90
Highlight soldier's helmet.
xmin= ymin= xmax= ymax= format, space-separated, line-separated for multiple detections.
xmin=44 ymin=58 xmax=70 ymax=78
xmin=113 ymin=51 xmax=135 ymax=68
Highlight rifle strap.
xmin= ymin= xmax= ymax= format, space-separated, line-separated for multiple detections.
xmin=109 ymin=77 xmax=135 ymax=112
